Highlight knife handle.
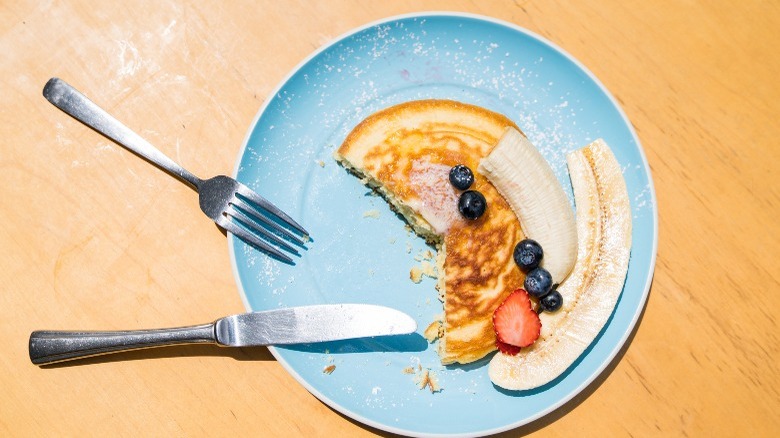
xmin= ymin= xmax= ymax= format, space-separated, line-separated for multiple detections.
xmin=29 ymin=323 xmax=216 ymax=365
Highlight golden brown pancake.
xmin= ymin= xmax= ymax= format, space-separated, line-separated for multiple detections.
xmin=335 ymin=100 xmax=526 ymax=364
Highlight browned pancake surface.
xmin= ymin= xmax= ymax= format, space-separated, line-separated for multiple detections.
xmin=336 ymin=100 xmax=525 ymax=364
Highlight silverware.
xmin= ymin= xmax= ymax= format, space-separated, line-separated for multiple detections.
xmin=29 ymin=304 xmax=417 ymax=365
xmin=43 ymin=77 xmax=308 ymax=264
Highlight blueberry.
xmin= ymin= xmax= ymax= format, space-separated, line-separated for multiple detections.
xmin=524 ymin=267 xmax=553 ymax=298
xmin=540 ymin=289 xmax=563 ymax=312
xmin=513 ymin=239 xmax=544 ymax=272
xmin=449 ymin=164 xmax=475 ymax=190
xmin=458 ymin=190 xmax=487 ymax=220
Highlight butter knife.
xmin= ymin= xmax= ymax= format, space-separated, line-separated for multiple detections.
xmin=29 ymin=304 xmax=417 ymax=365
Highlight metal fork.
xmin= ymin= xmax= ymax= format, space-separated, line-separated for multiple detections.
xmin=43 ymin=78 xmax=308 ymax=264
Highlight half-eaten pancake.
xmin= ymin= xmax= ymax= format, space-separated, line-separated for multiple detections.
xmin=335 ymin=100 xmax=526 ymax=364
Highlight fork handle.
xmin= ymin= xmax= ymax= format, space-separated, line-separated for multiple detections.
xmin=43 ymin=77 xmax=203 ymax=190
xmin=29 ymin=323 xmax=216 ymax=365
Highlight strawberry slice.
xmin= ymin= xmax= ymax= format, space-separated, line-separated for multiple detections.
xmin=493 ymin=289 xmax=541 ymax=349
xmin=496 ymin=339 xmax=522 ymax=355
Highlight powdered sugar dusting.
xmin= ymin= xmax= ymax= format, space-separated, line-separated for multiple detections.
xmin=232 ymin=15 xmax=654 ymax=432
xmin=408 ymin=159 xmax=463 ymax=234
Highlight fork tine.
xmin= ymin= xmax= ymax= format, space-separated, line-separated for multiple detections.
xmin=225 ymin=205 xmax=300 ymax=256
xmin=230 ymin=196 xmax=306 ymax=247
xmin=233 ymin=184 xmax=309 ymax=237
xmin=218 ymin=216 xmax=295 ymax=265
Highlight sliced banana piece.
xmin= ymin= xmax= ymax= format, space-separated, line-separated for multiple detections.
xmin=478 ymin=127 xmax=578 ymax=284
xmin=488 ymin=139 xmax=632 ymax=391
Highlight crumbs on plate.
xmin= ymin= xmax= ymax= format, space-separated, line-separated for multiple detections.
xmin=416 ymin=368 xmax=441 ymax=393
xmin=403 ymin=363 xmax=441 ymax=393
xmin=409 ymin=260 xmax=437 ymax=284
xmin=423 ymin=317 xmax=443 ymax=342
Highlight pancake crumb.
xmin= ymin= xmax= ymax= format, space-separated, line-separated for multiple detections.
xmin=410 ymin=260 xmax=438 ymax=284
xmin=323 ymin=364 xmax=336 ymax=374
xmin=410 ymin=266 xmax=423 ymax=283
xmin=423 ymin=320 xmax=442 ymax=342
xmin=363 ymin=209 xmax=381 ymax=218
xmin=414 ymin=249 xmax=436 ymax=262
xmin=421 ymin=260 xmax=437 ymax=278
xmin=428 ymin=372 xmax=441 ymax=393
xmin=413 ymin=368 xmax=442 ymax=393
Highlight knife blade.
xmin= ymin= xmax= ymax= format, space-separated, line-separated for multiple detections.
xmin=29 ymin=304 xmax=417 ymax=365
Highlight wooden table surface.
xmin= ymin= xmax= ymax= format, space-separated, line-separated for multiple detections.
xmin=2 ymin=1 xmax=778 ymax=436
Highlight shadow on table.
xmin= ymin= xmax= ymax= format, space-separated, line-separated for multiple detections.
xmin=504 ymin=281 xmax=653 ymax=436
xmin=36 ymin=333 xmax=428 ymax=368
xmin=37 ymin=344 xmax=277 ymax=368
xmin=326 ymin=280 xmax=654 ymax=437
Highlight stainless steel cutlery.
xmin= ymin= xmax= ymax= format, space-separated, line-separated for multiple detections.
xmin=43 ymin=78 xmax=307 ymax=263
xmin=30 ymin=304 xmax=417 ymax=365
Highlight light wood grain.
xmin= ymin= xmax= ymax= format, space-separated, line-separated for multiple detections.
xmin=1 ymin=0 xmax=778 ymax=436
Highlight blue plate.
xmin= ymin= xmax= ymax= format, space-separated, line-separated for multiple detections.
xmin=229 ymin=12 xmax=657 ymax=437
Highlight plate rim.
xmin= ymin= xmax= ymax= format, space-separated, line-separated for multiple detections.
xmin=228 ymin=11 xmax=658 ymax=437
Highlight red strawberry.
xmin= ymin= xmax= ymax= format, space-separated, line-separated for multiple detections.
xmin=493 ymin=289 xmax=541 ymax=349
xmin=496 ymin=339 xmax=522 ymax=355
